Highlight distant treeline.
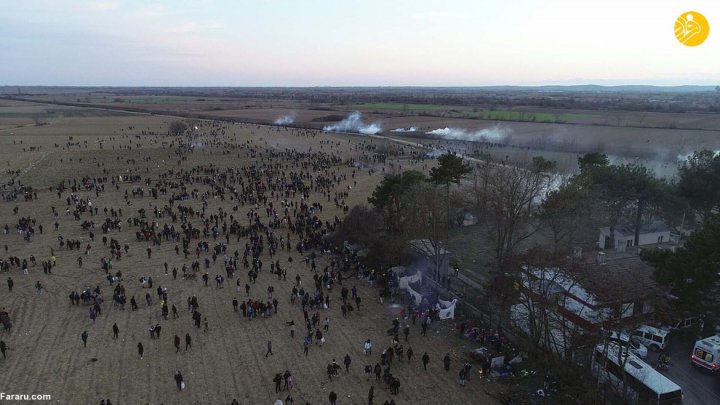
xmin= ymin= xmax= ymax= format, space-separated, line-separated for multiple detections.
xmin=3 ymin=86 xmax=720 ymax=113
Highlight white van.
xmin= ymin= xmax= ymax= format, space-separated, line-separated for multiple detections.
xmin=691 ymin=335 xmax=720 ymax=372
xmin=609 ymin=331 xmax=648 ymax=359
xmin=632 ymin=325 xmax=670 ymax=352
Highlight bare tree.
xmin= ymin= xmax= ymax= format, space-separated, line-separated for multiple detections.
xmin=477 ymin=163 xmax=553 ymax=268
xmin=403 ymin=182 xmax=450 ymax=283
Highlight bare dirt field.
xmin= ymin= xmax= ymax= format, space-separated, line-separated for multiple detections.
xmin=0 ymin=109 xmax=498 ymax=405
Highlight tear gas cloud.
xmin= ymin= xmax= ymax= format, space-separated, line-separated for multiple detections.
xmin=274 ymin=114 xmax=295 ymax=125
xmin=323 ymin=112 xmax=382 ymax=135
xmin=391 ymin=127 xmax=417 ymax=133
xmin=426 ymin=126 xmax=509 ymax=142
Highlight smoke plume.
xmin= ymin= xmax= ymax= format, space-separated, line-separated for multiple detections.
xmin=274 ymin=114 xmax=295 ymax=125
xmin=426 ymin=126 xmax=509 ymax=142
xmin=391 ymin=127 xmax=417 ymax=133
xmin=323 ymin=111 xmax=382 ymax=135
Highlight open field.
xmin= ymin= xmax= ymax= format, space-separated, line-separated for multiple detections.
xmin=5 ymin=92 xmax=720 ymax=170
xmin=0 ymin=109 xmax=499 ymax=405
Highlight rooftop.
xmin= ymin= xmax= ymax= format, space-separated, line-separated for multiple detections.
xmin=572 ymin=254 xmax=660 ymax=303
xmin=600 ymin=221 xmax=671 ymax=238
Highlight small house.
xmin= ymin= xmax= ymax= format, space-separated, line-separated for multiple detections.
xmin=598 ymin=221 xmax=676 ymax=252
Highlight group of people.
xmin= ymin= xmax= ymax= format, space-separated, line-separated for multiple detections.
xmin=0 ymin=119 xmax=473 ymax=405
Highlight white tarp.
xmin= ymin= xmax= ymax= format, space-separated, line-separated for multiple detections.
xmin=436 ymin=298 xmax=458 ymax=319
xmin=406 ymin=284 xmax=424 ymax=306
xmin=398 ymin=270 xmax=424 ymax=306
xmin=437 ymin=298 xmax=454 ymax=309
xmin=399 ymin=271 xmax=422 ymax=290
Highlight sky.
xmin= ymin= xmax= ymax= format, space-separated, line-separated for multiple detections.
xmin=1 ymin=0 xmax=720 ymax=86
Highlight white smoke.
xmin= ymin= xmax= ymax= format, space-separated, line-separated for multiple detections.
xmin=323 ymin=111 xmax=382 ymax=135
xmin=676 ymin=150 xmax=720 ymax=163
xmin=391 ymin=127 xmax=417 ymax=133
xmin=426 ymin=126 xmax=509 ymax=142
xmin=274 ymin=114 xmax=295 ymax=125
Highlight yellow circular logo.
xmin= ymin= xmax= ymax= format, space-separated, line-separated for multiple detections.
xmin=675 ymin=11 xmax=710 ymax=46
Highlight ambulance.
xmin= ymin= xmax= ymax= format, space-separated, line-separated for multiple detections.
xmin=691 ymin=335 xmax=720 ymax=372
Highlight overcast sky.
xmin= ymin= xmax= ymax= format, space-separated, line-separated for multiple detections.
xmin=1 ymin=0 xmax=719 ymax=86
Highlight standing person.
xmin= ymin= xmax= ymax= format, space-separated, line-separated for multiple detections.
xmin=89 ymin=307 xmax=97 ymax=325
xmin=265 ymin=340 xmax=274 ymax=357
xmin=329 ymin=391 xmax=337 ymax=405
xmin=137 ymin=342 xmax=144 ymax=359
xmin=403 ymin=325 xmax=410 ymax=342
xmin=443 ymin=353 xmax=451 ymax=371
xmin=81 ymin=331 xmax=89 ymax=347
xmin=185 ymin=333 xmax=192 ymax=351
xmin=458 ymin=367 xmax=467 ymax=386
xmin=364 ymin=339 xmax=372 ymax=355
xmin=421 ymin=321 xmax=427 ymax=336
xmin=112 ymin=323 xmax=119 ymax=339
xmin=174 ymin=335 xmax=181 ymax=353
xmin=406 ymin=347 xmax=414 ymax=362
xmin=422 ymin=352 xmax=430 ymax=371
xmin=232 ymin=298 xmax=238 ymax=312
xmin=0 ymin=340 xmax=7 ymax=358
xmin=273 ymin=373 xmax=282 ymax=393
xmin=174 ymin=369 xmax=184 ymax=390
xmin=7 ymin=277 xmax=13 ymax=292
xmin=344 ymin=354 xmax=352 ymax=373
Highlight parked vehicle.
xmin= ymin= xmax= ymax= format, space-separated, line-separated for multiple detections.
xmin=663 ymin=317 xmax=704 ymax=332
xmin=632 ymin=325 xmax=670 ymax=352
xmin=609 ymin=331 xmax=648 ymax=359
xmin=691 ymin=335 xmax=720 ymax=372
xmin=592 ymin=342 xmax=682 ymax=405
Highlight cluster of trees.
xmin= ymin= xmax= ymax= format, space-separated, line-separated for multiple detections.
xmin=347 ymin=149 xmax=720 ymax=400
xmin=352 ymin=148 xmax=720 ymax=319
xmin=363 ymin=153 xmax=471 ymax=282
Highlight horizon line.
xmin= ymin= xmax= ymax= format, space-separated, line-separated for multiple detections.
xmin=1 ymin=84 xmax=719 ymax=89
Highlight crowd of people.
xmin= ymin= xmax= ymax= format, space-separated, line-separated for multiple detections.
xmin=0 ymin=119 xmax=479 ymax=404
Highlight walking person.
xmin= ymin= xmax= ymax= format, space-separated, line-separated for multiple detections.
xmin=265 ymin=340 xmax=274 ymax=357
xmin=329 ymin=391 xmax=337 ymax=405
xmin=344 ymin=354 xmax=352 ymax=373
xmin=138 ymin=342 xmax=144 ymax=359
xmin=422 ymin=352 xmax=430 ymax=371
xmin=459 ymin=367 xmax=467 ymax=386
xmin=7 ymin=277 xmax=13 ymax=292
xmin=443 ymin=353 xmax=451 ymax=371
xmin=185 ymin=333 xmax=192 ymax=351
xmin=174 ymin=335 xmax=181 ymax=353
xmin=81 ymin=331 xmax=89 ymax=347
xmin=0 ymin=340 xmax=7 ymax=358
xmin=174 ymin=369 xmax=184 ymax=390
xmin=112 ymin=323 xmax=119 ymax=339
xmin=368 ymin=386 xmax=374 ymax=405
